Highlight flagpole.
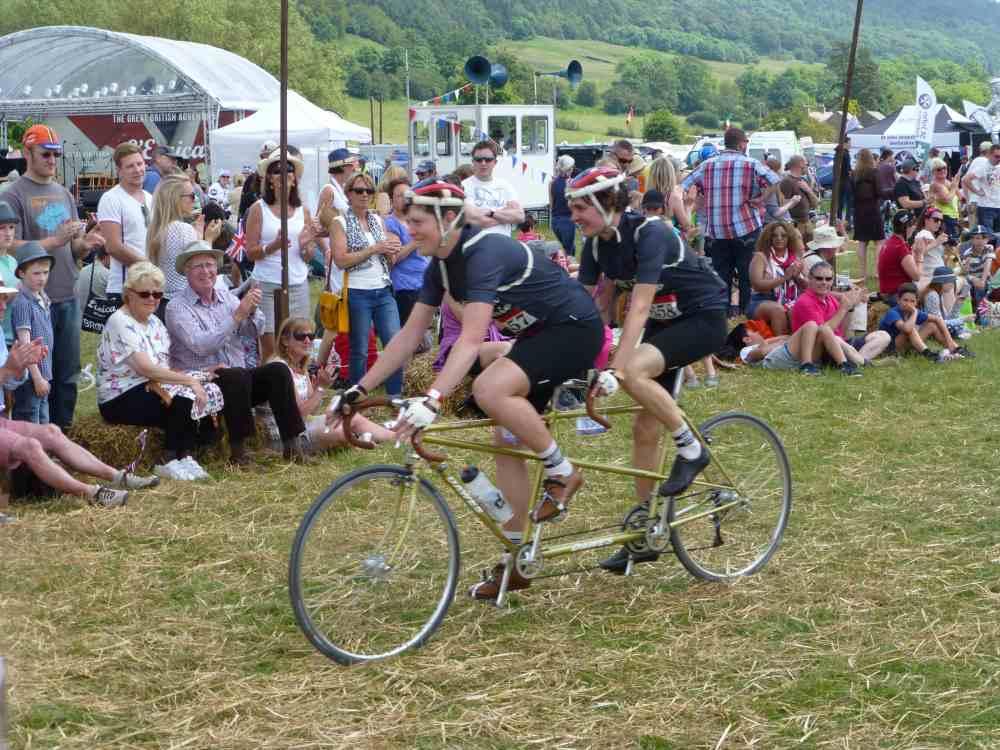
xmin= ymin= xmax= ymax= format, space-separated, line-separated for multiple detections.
xmin=275 ymin=0 xmax=290 ymax=334
xmin=830 ymin=0 xmax=864 ymax=226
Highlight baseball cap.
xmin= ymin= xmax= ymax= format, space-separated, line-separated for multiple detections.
xmin=219 ymin=169 xmax=232 ymax=178
xmin=153 ymin=144 xmax=180 ymax=159
xmin=22 ymin=124 xmax=61 ymax=151
xmin=899 ymin=158 xmax=918 ymax=173
xmin=415 ymin=160 xmax=436 ymax=175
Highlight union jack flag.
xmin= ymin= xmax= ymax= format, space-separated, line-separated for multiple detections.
xmin=227 ymin=222 xmax=246 ymax=261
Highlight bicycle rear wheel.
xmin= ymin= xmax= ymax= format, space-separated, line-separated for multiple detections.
xmin=668 ymin=412 xmax=791 ymax=581
xmin=289 ymin=464 xmax=460 ymax=665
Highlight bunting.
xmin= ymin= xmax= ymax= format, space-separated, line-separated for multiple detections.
xmin=417 ymin=83 xmax=473 ymax=107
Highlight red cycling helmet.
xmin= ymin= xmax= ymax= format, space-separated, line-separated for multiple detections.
xmin=565 ymin=166 xmax=627 ymax=227
xmin=404 ymin=179 xmax=467 ymax=245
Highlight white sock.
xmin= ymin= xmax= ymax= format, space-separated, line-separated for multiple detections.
xmin=537 ymin=441 xmax=572 ymax=478
xmin=112 ymin=469 xmax=125 ymax=484
xmin=503 ymin=530 xmax=523 ymax=545
xmin=672 ymin=426 xmax=702 ymax=461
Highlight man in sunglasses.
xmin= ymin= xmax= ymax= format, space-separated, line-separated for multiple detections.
xmin=165 ymin=242 xmax=307 ymax=463
xmin=4 ymin=124 xmax=104 ymax=432
xmin=461 ymin=140 xmax=523 ymax=237
xmin=98 ymin=142 xmax=152 ymax=306
xmin=317 ymin=148 xmax=359 ymax=217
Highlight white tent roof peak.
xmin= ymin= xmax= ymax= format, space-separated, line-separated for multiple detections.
xmin=212 ymin=90 xmax=371 ymax=142
xmin=0 ymin=25 xmax=279 ymax=111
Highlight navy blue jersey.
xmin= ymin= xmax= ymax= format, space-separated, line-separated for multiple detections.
xmin=418 ymin=226 xmax=599 ymax=337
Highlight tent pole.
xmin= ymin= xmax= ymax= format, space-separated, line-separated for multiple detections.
xmin=275 ymin=0 xmax=290 ymax=334
xmin=830 ymin=0 xmax=864 ymax=231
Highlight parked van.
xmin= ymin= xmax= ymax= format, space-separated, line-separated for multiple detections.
xmin=748 ymin=130 xmax=802 ymax=168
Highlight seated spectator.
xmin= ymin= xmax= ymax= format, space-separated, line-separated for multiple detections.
xmin=920 ymin=266 xmax=968 ymax=336
xmin=878 ymin=210 xmax=921 ymax=303
xmin=912 ymin=207 xmax=957 ymax=311
xmin=801 ymin=224 xmax=845 ymax=276
xmin=97 ymin=262 xmax=222 ymax=470
xmin=0 ymin=284 xmax=156 ymax=519
xmin=748 ymin=221 xmax=805 ymax=335
xmin=10 ymin=243 xmax=55 ymax=424
xmin=516 ymin=214 xmax=542 ymax=242
xmin=729 ymin=319 xmax=860 ymax=376
xmin=961 ymin=225 xmax=995 ymax=325
xmin=272 ymin=317 xmax=393 ymax=453
xmin=165 ymin=242 xmax=307 ymax=464
xmin=878 ymin=282 xmax=971 ymax=361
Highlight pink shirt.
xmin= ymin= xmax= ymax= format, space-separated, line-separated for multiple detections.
xmin=791 ymin=288 xmax=845 ymax=337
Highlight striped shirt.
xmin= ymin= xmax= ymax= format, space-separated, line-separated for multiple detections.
xmin=681 ymin=150 xmax=780 ymax=240
xmin=9 ymin=286 xmax=53 ymax=380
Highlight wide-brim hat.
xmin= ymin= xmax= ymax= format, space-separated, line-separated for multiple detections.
xmin=328 ymin=147 xmax=360 ymax=169
xmin=966 ymin=224 xmax=993 ymax=238
xmin=0 ymin=200 xmax=16 ymax=225
xmin=930 ymin=265 xmax=956 ymax=285
xmin=174 ymin=240 xmax=224 ymax=275
xmin=807 ymin=225 xmax=846 ymax=251
xmin=15 ymin=241 xmax=54 ymax=272
xmin=0 ymin=285 xmax=18 ymax=296
xmin=257 ymin=149 xmax=304 ymax=179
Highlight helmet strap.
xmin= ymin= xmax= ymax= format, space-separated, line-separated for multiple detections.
xmin=590 ymin=193 xmax=620 ymax=241
xmin=436 ymin=206 xmax=465 ymax=250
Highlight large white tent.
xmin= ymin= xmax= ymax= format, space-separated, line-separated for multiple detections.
xmin=849 ymin=104 xmax=972 ymax=154
xmin=209 ymin=90 xmax=371 ymax=208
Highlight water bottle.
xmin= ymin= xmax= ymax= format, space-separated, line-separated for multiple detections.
xmin=311 ymin=338 xmax=321 ymax=362
xmin=460 ymin=466 xmax=513 ymax=524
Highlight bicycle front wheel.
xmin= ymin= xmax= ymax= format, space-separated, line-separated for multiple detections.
xmin=289 ymin=464 xmax=460 ymax=665
xmin=668 ymin=412 xmax=791 ymax=582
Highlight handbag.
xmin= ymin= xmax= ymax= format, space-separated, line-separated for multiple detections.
xmin=318 ymin=255 xmax=350 ymax=333
xmin=80 ymin=264 xmax=119 ymax=334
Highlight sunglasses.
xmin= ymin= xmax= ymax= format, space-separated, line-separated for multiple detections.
xmin=811 ymin=276 xmax=834 ymax=282
xmin=133 ymin=290 xmax=164 ymax=299
xmin=351 ymin=187 xmax=375 ymax=195
xmin=291 ymin=331 xmax=315 ymax=341
xmin=37 ymin=151 xmax=60 ymax=160
xmin=268 ymin=165 xmax=295 ymax=175
xmin=472 ymin=156 xmax=495 ymax=163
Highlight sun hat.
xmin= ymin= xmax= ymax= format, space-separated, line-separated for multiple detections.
xmin=0 ymin=201 xmax=16 ymax=225
xmin=175 ymin=240 xmax=223 ymax=275
xmin=328 ymin=148 xmax=360 ymax=169
xmin=260 ymin=140 xmax=279 ymax=156
xmin=806 ymin=224 xmax=846 ymax=251
xmin=219 ymin=169 xmax=231 ymax=178
xmin=15 ymin=241 xmax=55 ymax=273
xmin=0 ymin=285 xmax=17 ymax=296
xmin=21 ymin=124 xmax=61 ymax=151
xmin=930 ymin=265 xmax=956 ymax=286
xmin=257 ymin=149 xmax=304 ymax=179
xmin=967 ymin=224 xmax=992 ymax=238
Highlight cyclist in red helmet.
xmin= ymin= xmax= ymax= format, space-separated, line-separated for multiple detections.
xmin=329 ymin=179 xmax=605 ymax=601
xmin=567 ymin=166 xmax=729 ymax=574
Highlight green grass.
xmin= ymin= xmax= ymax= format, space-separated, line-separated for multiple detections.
xmin=4 ymin=290 xmax=1000 ymax=747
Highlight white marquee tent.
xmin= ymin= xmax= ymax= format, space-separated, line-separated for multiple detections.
xmin=209 ymin=90 xmax=371 ymax=207
xmin=849 ymin=104 xmax=972 ymax=154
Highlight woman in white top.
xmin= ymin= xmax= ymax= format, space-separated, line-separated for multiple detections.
xmin=146 ymin=175 xmax=222 ymax=314
xmin=273 ymin=317 xmax=393 ymax=452
xmin=244 ymin=150 xmax=321 ymax=362
xmin=330 ymin=172 xmax=403 ymax=395
xmin=912 ymin=207 xmax=957 ymax=313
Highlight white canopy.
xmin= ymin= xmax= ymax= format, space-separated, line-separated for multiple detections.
xmin=209 ymin=90 xmax=372 ymax=206
xmin=849 ymin=104 xmax=972 ymax=154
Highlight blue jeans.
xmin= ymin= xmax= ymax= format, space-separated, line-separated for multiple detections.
xmin=49 ymin=299 xmax=80 ymax=430
xmin=348 ymin=286 xmax=402 ymax=396
xmin=977 ymin=206 xmax=1000 ymax=233
xmin=706 ymin=230 xmax=759 ymax=315
xmin=13 ymin=380 xmax=50 ymax=424
xmin=551 ymin=215 xmax=577 ymax=257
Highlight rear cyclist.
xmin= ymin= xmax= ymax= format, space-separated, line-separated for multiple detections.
xmin=329 ymin=180 xmax=604 ymax=600
xmin=567 ymin=166 xmax=729 ymax=574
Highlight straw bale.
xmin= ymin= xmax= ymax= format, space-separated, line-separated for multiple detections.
xmin=404 ymin=351 xmax=472 ymax=416
xmin=868 ymin=300 xmax=889 ymax=332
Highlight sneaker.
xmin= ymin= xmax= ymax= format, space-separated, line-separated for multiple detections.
xmin=660 ymin=448 xmax=711 ymax=497
xmin=468 ymin=562 xmax=530 ymax=601
xmin=704 ymin=375 xmax=720 ymax=388
xmin=839 ymin=362 xmax=863 ymax=377
xmin=684 ymin=377 xmax=702 ymax=390
xmin=920 ymin=348 xmax=939 ymax=362
xmin=799 ymin=362 xmax=821 ymax=376
xmin=953 ymin=346 xmax=975 ymax=359
xmin=180 ymin=456 xmax=210 ymax=480
xmin=155 ymin=459 xmax=193 ymax=481
xmin=0 ymin=511 xmax=16 ymax=525
xmin=599 ymin=546 xmax=661 ymax=575
xmin=936 ymin=350 xmax=956 ymax=363
xmin=91 ymin=487 xmax=128 ymax=508
xmin=112 ymin=470 xmax=160 ymax=490
xmin=530 ymin=469 xmax=584 ymax=523
xmin=576 ymin=416 xmax=608 ymax=436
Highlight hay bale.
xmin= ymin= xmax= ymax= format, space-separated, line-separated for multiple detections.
xmin=868 ymin=301 xmax=889 ymax=333
xmin=69 ymin=415 xmax=165 ymax=470
xmin=404 ymin=351 xmax=472 ymax=417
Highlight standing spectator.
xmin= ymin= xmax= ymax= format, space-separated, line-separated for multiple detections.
xmin=317 ymin=148 xmax=358 ymax=217
xmin=142 ymin=144 xmax=179 ymax=194
xmin=462 ymin=140 xmax=524 ymax=236
xmin=876 ymin=148 xmax=897 ymax=201
xmin=4 ymin=124 xmax=104 ymax=431
xmin=851 ymin=148 xmax=884 ymax=286
xmin=0 ymin=201 xmax=19 ymax=344
xmin=330 ymin=173 xmax=403 ymax=397
xmin=237 ymin=142 xmax=279 ymax=222
xmin=549 ymin=154 xmax=577 ymax=256
xmin=383 ymin=177 xmax=428 ymax=326
xmin=245 ymin=151 xmax=320 ymax=362
xmin=414 ymin=160 xmax=437 ymax=182
xmin=893 ymin=159 xmax=928 ymax=212
xmin=74 ymin=246 xmax=110 ymax=314
xmin=97 ymin=142 xmax=152 ymax=304
xmin=646 ymin=156 xmax=695 ymax=237
xmin=960 ymin=141 xmax=992 ymax=227
xmin=206 ymin=170 xmax=232 ymax=214
xmin=835 ymin=138 xmax=853 ymax=228
xmin=681 ymin=127 xmax=781 ymax=316
xmin=780 ymin=155 xmax=819 ymax=243
xmin=10 ymin=243 xmax=54 ymax=423
xmin=928 ymin=158 xmax=960 ymax=240
xmin=920 ymin=147 xmax=941 ymax=184
xmin=375 ymin=165 xmax=407 ymax=217
xmin=878 ymin=210 xmax=921 ymax=302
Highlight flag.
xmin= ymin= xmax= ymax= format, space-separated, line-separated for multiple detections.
xmin=914 ymin=76 xmax=937 ymax=162
xmin=226 ymin=223 xmax=246 ymax=261
xmin=408 ymin=107 xmax=416 ymax=121
xmin=625 ymin=105 xmax=635 ymax=128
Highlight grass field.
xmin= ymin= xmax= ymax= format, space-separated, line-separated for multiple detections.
xmin=3 ymin=268 xmax=1000 ymax=748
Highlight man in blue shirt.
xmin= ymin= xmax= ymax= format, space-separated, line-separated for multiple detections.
xmin=142 ymin=145 xmax=180 ymax=193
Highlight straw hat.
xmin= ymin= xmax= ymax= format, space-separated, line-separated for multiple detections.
xmin=257 ymin=149 xmax=304 ymax=179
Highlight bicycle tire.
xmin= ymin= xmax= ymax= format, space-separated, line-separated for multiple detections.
xmin=668 ymin=412 xmax=791 ymax=582
xmin=289 ymin=464 xmax=460 ymax=665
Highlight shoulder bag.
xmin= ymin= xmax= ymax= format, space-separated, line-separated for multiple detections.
xmin=80 ymin=264 xmax=119 ymax=334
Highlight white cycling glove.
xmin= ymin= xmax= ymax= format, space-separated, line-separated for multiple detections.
xmin=325 ymin=384 xmax=367 ymax=424
xmin=394 ymin=395 xmax=439 ymax=431
xmin=592 ymin=369 xmax=619 ymax=398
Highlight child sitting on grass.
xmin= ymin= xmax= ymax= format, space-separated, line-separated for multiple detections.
xmin=515 ymin=215 xmax=542 ymax=243
xmin=878 ymin=282 xmax=972 ymax=362
xmin=10 ymin=242 xmax=54 ymax=423
xmin=960 ymin=226 xmax=995 ymax=326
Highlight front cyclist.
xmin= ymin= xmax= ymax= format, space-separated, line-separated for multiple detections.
xmin=567 ymin=166 xmax=729 ymax=574
xmin=330 ymin=180 xmax=604 ymax=600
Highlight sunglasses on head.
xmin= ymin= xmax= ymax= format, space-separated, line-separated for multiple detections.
xmin=291 ymin=331 xmax=315 ymax=341
xmin=351 ymin=187 xmax=375 ymax=195
xmin=472 ymin=156 xmax=495 ymax=163
xmin=133 ymin=290 xmax=164 ymax=299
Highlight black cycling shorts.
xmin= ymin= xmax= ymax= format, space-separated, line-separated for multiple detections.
xmin=644 ymin=309 xmax=728 ymax=389
xmin=502 ymin=316 xmax=605 ymax=412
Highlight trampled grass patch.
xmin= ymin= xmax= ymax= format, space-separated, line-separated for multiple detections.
xmin=2 ymin=325 xmax=1000 ymax=748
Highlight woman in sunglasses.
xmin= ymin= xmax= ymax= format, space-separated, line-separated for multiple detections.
xmin=146 ymin=174 xmax=222 ymax=317
xmin=97 ymin=261 xmax=221 ymax=469
xmin=329 ymin=172 xmax=403 ymax=397
xmin=912 ymin=207 xmax=957 ymax=312
xmin=244 ymin=150 xmax=321 ymax=362
xmin=273 ymin=317 xmax=393 ymax=452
